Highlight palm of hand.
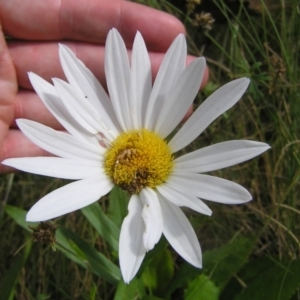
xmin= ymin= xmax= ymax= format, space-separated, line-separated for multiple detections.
xmin=0 ymin=0 xmax=208 ymax=173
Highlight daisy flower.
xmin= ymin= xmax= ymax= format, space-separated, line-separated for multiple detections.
xmin=2 ymin=29 xmax=270 ymax=283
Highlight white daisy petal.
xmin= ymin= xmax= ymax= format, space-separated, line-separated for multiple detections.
xmin=174 ymin=140 xmax=271 ymax=173
xmin=105 ymin=29 xmax=132 ymax=131
xmin=130 ymin=32 xmax=152 ymax=128
xmin=159 ymin=195 xmax=202 ymax=268
xmin=169 ymin=173 xmax=252 ymax=204
xmin=145 ymin=34 xmax=186 ymax=130
xmin=53 ymin=78 xmax=117 ymax=142
xmin=119 ymin=195 xmax=146 ymax=284
xmin=26 ymin=176 xmax=113 ymax=221
xmin=155 ymin=57 xmax=206 ymax=138
xmin=140 ymin=188 xmax=163 ymax=251
xmin=169 ymin=78 xmax=250 ymax=153
xmin=53 ymin=78 xmax=105 ymax=135
xmin=59 ymin=45 xmax=120 ymax=135
xmin=2 ymin=157 xmax=103 ymax=180
xmin=16 ymin=119 xmax=104 ymax=160
xmin=156 ymin=184 xmax=212 ymax=216
xmin=28 ymin=72 xmax=97 ymax=143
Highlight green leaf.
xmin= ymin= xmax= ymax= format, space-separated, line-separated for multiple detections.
xmin=202 ymin=81 xmax=220 ymax=97
xmin=107 ymin=186 xmax=129 ymax=228
xmin=184 ymin=274 xmax=220 ymax=300
xmin=35 ymin=294 xmax=52 ymax=300
xmin=55 ymin=229 xmax=89 ymax=267
xmin=203 ymin=237 xmax=254 ymax=289
xmin=5 ymin=205 xmax=121 ymax=284
xmin=0 ymin=240 xmax=32 ymax=300
xmin=59 ymin=227 xmax=121 ymax=284
xmin=89 ymin=281 xmax=98 ymax=300
xmin=166 ymin=263 xmax=201 ymax=298
xmin=5 ymin=205 xmax=38 ymax=231
xmin=232 ymin=257 xmax=300 ymax=300
xmin=114 ymin=278 xmax=145 ymax=300
xmin=142 ymin=247 xmax=174 ymax=295
xmin=81 ymin=202 xmax=120 ymax=252
xmin=5 ymin=204 xmax=89 ymax=268
xmin=141 ymin=296 xmax=165 ymax=300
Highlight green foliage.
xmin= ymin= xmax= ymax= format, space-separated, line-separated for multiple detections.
xmin=5 ymin=204 xmax=38 ymax=231
xmin=142 ymin=247 xmax=174 ymax=295
xmin=0 ymin=240 xmax=32 ymax=300
xmin=55 ymin=228 xmax=89 ymax=268
xmin=59 ymin=228 xmax=121 ymax=284
xmin=184 ymin=274 xmax=220 ymax=300
xmin=81 ymin=201 xmax=120 ymax=252
xmin=5 ymin=205 xmax=121 ymax=284
xmin=107 ymin=186 xmax=130 ymax=228
xmin=165 ymin=263 xmax=201 ymax=297
xmin=203 ymin=237 xmax=254 ymax=289
xmin=223 ymin=257 xmax=300 ymax=300
xmin=89 ymin=282 xmax=98 ymax=300
xmin=114 ymin=278 xmax=145 ymax=300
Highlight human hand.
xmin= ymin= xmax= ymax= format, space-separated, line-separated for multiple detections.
xmin=0 ymin=0 xmax=209 ymax=173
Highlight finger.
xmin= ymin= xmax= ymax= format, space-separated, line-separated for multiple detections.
xmin=0 ymin=24 xmax=17 ymax=123
xmin=1 ymin=0 xmax=185 ymax=51
xmin=9 ymin=41 xmax=209 ymax=90
xmin=0 ymin=130 xmax=50 ymax=173
xmin=13 ymin=90 xmax=62 ymax=129
xmin=0 ymin=21 xmax=18 ymax=157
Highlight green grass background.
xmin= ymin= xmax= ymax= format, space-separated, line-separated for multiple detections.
xmin=0 ymin=0 xmax=299 ymax=299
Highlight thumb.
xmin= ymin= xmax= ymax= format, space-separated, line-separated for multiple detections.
xmin=0 ymin=20 xmax=17 ymax=131
xmin=0 ymin=18 xmax=18 ymax=170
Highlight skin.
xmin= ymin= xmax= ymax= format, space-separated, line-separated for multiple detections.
xmin=0 ymin=0 xmax=209 ymax=173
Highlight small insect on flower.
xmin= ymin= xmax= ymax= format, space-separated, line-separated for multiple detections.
xmin=2 ymin=29 xmax=270 ymax=283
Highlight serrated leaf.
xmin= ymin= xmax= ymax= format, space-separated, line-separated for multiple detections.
xmin=81 ymin=202 xmax=120 ymax=251
xmin=184 ymin=274 xmax=220 ymax=300
xmin=114 ymin=278 xmax=145 ymax=300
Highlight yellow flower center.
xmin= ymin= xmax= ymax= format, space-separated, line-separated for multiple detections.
xmin=104 ymin=129 xmax=173 ymax=194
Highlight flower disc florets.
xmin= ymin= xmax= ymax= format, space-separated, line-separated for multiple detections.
xmin=104 ymin=129 xmax=173 ymax=194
